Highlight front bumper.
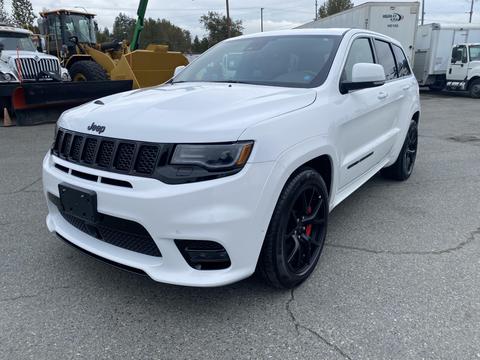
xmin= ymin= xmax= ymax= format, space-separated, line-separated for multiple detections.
xmin=43 ymin=152 xmax=275 ymax=287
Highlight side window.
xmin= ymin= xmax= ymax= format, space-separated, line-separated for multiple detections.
xmin=392 ymin=44 xmax=411 ymax=77
xmin=374 ymin=39 xmax=398 ymax=80
xmin=451 ymin=46 xmax=467 ymax=63
xmin=343 ymin=38 xmax=375 ymax=82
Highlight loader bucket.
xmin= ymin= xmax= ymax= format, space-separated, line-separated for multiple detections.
xmin=110 ymin=45 xmax=189 ymax=89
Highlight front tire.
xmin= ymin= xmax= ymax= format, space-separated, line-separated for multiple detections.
xmin=469 ymin=79 xmax=480 ymax=99
xmin=258 ymin=168 xmax=328 ymax=289
xmin=382 ymin=120 xmax=418 ymax=181
xmin=69 ymin=61 xmax=108 ymax=82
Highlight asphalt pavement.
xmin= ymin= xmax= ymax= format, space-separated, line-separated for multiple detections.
xmin=0 ymin=92 xmax=479 ymax=360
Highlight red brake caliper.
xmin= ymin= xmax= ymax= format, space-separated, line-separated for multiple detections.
xmin=306 ymin=206 xmax=312 ymax=237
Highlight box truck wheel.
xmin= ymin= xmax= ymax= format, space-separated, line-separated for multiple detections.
xmin=469 ymin=79 xmax=480 ymax=99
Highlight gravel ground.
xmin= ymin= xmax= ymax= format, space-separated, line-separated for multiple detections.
xmin=0 ymin=92 xmax=479 ymax=360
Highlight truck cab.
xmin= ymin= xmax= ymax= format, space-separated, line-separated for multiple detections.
xmin=447 ymin=43 xmax=480 ymax=98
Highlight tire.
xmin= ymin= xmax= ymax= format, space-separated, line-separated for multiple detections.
xmin=69 ymin=61 xmax=108 ymax=82
xmin=382 ymin=120 xmax=418 ymax=181
xmin=257 ymin=168 xmax=329 ymax=289
xmin=469 ymin=79 xmax=480 ymax=99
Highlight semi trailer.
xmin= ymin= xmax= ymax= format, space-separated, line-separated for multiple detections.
xmin=297 ymin=2 xmax=420 ymax=61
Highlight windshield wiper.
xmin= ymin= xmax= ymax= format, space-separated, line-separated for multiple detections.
xmin=209 ymin=80 xmax=251 ymax=84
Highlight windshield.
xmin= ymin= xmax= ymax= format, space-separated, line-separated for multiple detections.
xmin=0 ymin=32 xmax=36 ymax=51
xmin=470 ymin=45 xmax=480 ymax=61
xmin=64 ymin=14 xmax=96 ymax=43
xmin=174 ymin=35 xmax=342 ymax=88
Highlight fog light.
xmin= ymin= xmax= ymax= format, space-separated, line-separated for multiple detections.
xmin=175 ymin=240 xmax=231 ymax=270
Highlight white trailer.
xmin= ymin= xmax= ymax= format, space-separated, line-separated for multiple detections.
xmin=414 ymin=23 xmax=480 ymax=89
xmin=297 ymin=2 xmax=420 ymax=61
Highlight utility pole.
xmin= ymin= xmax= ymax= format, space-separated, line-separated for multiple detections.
xmin=469 ymin=0 xmax=474 ymax=23
xmin=315 ymin=0 xmax=318 ymax=21
xmin=226 ymin=0 xmax=231 ymax=38
xmin=421 ymin=0 xmax=425 ymax=25
xmin=261 ymin=8 xmax=264 ymax=32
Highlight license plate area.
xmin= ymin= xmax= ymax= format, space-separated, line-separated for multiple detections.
xmin=59 ymin=183 xmax=98 ymax=223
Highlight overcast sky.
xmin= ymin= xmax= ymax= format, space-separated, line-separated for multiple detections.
xmin=10 ymin=0 xmax=480 ymax=37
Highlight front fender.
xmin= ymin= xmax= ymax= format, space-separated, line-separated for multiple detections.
xmin=253 ymin=136 xmax=338 ymax=240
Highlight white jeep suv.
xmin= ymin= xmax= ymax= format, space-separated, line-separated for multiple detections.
xmin=43 ymin=29 xmax=420 ymax=288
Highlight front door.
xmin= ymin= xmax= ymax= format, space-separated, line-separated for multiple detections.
xmin=448 ymin=45 xmax=469 ymax=81
xmin=335 ymin=36 xmax=401 ymax=190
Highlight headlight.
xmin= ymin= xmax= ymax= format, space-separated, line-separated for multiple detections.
xmin=171 ymin=142 xmax=253 ymax=170
xmin=0 ymin=72 xmax=15 ymax=82
xmin=61 ymin=71 xmax=71 ymax=81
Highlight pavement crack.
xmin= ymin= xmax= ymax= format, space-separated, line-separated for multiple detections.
xmin=286 ymin=288 xmax=353 ymax=360
xmin=0 ymin=285 xmax=71 ymax=303
xmin=326 ymin=227 xmax=480 ymax=256
xmin=0 ymin=177 xmax=42 ymax=195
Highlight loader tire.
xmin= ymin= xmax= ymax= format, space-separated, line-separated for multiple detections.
xmin=69 ymin=61 xmax=108 ymax=82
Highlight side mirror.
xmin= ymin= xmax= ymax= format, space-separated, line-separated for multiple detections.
xmin=174 ymin=65 xmax=186 ymax=77
xmin=340 ymin=63 xmax=386 ymax=94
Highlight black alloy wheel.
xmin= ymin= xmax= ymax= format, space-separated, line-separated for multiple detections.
xmin=258 ymin=168 xmax=328 ymax=289
xmin=382 ymin=120 xmax=418 ymax=181
xmin=404 ymin=121 xmax=418 ymax=176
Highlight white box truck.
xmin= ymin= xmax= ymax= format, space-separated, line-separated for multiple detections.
xmin=414 ymin=23 xmax=480 ymax=95
xmin=297 ymin=1 xmax=420 ymax=61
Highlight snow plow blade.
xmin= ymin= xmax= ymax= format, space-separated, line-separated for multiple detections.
xmin=12 ymin=80 xmax=133 ymax=126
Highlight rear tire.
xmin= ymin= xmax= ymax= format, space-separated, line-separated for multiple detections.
xmin=469 ymin=79 xmax=480 ymax=99
xmin=69 ymin=61 xmax=108 ymax=82
xmin=382 ymin=120 xmax=418 ymax=181
xmin=257 ymin=168 xmax=328 ymax=289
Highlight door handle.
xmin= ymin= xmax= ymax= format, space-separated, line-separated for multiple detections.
xmin=377 ymin=92 xmax=389 ymax=100
xmin=402 ymin=85 xmax=411 ymax=91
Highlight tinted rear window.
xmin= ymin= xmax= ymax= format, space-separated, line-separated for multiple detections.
xmin=374 ymin=39 xmax=397 ymax=81
xmin=392 ymin=45 xmax=411 ymax=77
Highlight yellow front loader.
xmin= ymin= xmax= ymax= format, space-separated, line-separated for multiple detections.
xmin=38 ymin=1 xmax=188 ymax=89
xmin=13 ymin=1 xmax=188 ymax=125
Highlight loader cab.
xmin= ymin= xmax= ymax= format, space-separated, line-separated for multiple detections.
xmin=38 ymin=9 xmax=97 ymax=58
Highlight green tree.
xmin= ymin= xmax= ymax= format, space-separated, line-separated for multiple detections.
xmin=200 ymin=11 xmax=243 ymax=47
xmin=318 ymin=0 xmax=353 ymax=18
xmin=96 ymin=27 xmax=112 ymax=43
xmin=112 ymin=13 xmax=136 ymax=41
xmin=11 ymin=0 xmax=36 ymax=29
xmin=0 ymin=0 xmax=11 ymax=24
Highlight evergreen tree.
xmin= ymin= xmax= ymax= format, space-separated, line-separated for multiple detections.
xmin=112 ymin=13 xmax=136 ymax=41
xmin=11 ymin=0 xmax=36 ymax=29
xmin=200 ymin=11 xmax=243 ymax=47
xmin=0 ymin=0 xmax=11 ymax=24
xmin=318 ymin=0 xmax=353 ymax=19
xmin=96 ymin=27 xmax=112 ymax=43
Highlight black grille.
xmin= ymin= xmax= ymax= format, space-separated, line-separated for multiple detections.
xmin=48 ymin=193 xmax=161 ymax=257
xmin=52 ymin=129 xmax=164 ymax=178
xmin=97 ymin=140 xmax=115 ymax=167
xmin=114 ymin=143 xmax=136 ymax=171
xmin=70 ymin=136 xmax=84 ymax=161
xmin=81 ymin=138 xmax=98 ymax=164
xmin=135 ymin=146 xmax=159 ymax=174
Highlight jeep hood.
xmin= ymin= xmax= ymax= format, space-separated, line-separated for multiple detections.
xmin=59 ymin=82 xmax=317 ymax=143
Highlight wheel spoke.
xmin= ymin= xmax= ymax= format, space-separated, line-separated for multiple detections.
xmin=302 ymin=198 xmax=323 ymax=224
xmin=287 ymin=235 xmax=300 ymax=263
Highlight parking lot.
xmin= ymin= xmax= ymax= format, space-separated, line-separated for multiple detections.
xmin=0 ymin=92 xmax=479 ymax=360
